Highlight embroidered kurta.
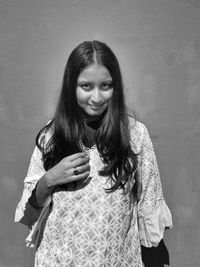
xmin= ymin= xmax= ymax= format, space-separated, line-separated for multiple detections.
xmin=15 ymin=119 xmax=172 ymax=267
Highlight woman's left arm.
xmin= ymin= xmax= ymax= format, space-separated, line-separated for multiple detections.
xmin=137 ymin=124 xmax=172 ymax=248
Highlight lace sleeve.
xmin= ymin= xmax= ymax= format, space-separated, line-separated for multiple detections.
xmin=15 ymin=145 xmax=46 ymax=229
xmin=137 ymin=125 xmax=172 ymax=247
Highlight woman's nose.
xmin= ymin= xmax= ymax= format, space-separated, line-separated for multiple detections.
xmin=91 ymin=88 xmax=103 ymax=103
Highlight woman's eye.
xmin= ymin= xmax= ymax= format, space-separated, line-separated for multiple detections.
xmin=81 ymin=84 xmax=92 ymax=90
xmin=102 ymin=83 xmax=112 ymax=90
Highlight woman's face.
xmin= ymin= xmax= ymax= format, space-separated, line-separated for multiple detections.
xmin=76 ymin=63 xmax=114 ymax=117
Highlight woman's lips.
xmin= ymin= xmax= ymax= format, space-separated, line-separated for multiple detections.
xmin=89 ymin=104 xmax=104 ymax=110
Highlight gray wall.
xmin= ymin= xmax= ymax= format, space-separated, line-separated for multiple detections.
xmin=1 ymin=0 xmax=200 ymax=266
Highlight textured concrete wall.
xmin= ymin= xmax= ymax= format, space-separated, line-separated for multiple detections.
xmin=1 ymin=0 xmax=200 ymax=266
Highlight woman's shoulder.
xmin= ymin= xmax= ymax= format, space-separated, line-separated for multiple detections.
xmin=37 ymin=120 xmax=54 ymax=148
xmin=128 ymin=116 xmax=147 ymax=136
xmin=128 ymin=116 xmax=148 ymax=152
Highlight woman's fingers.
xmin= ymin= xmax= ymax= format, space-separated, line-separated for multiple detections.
xmin=47 ymin=152 xmax=90 ymax=186
xmin=69 ymin=155 xmax=90 ymax=168
xmin=61 ymin=152 xmax=89 ymax=170
xmin=66 ymin=152 xmax=88 ymax=162
xmin=71 ymin=170 xmax=90 ymax=181
xmin=71 ymin=162 xmax=90 ymax=175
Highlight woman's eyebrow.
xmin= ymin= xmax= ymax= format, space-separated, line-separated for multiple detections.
xmin=102 ymin=78 xmax=112 ymax=82
xmin=77 ymin=80 xmax=92 ymax=84
xmin=102 ymin=80 xmax=113 ymax=83
xmin=77 ymin=79 xmax=113 ymax=84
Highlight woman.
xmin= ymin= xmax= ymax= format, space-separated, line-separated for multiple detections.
xmin=15 ymin=40 xmax=172 ymax=267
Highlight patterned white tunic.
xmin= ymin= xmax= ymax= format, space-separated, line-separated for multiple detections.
xmin=15 ymin=119 xmax=172 ymax=267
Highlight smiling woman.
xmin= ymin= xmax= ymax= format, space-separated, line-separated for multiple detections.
xmin=15 ymin=40 xmax=172 ymax=267
xmin=76 ymin=63 xmax=114 ymax=117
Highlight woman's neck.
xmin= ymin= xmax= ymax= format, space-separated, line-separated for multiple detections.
xmin=81 ymin=111 xmax=106 ymax=148
xmin=82 ymin=110 xmax=106 ymax=129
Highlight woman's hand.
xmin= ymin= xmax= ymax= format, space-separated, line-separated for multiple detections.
xmin=44 ymin=152 xmax=90 ymax=187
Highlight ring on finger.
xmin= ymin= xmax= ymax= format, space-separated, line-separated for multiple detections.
xmin=73 ymin=167 xmax=79 ymax=175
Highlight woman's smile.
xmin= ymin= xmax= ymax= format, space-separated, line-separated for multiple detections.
xmin=89 ymin=103 xmax=104 ymax=110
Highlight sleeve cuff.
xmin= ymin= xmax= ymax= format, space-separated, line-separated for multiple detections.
xmin=138 ymin=199 xmax=173 ymax=247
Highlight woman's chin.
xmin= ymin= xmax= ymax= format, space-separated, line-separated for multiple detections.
xmin=86 ymin=108 xmax=105 ymax=117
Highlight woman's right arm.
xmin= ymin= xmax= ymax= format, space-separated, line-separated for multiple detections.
xmin=15 ymin=145 xmax=47 ymax=229
xmin=15 ymin=142 xmax=90 ymax=229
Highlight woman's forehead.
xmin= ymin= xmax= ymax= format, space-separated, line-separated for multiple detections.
xmin=77 ymin=63 xmax=112 ymax=82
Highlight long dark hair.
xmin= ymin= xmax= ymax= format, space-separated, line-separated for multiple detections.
xmin=36 ymin=40 xmax=138 ymax=192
